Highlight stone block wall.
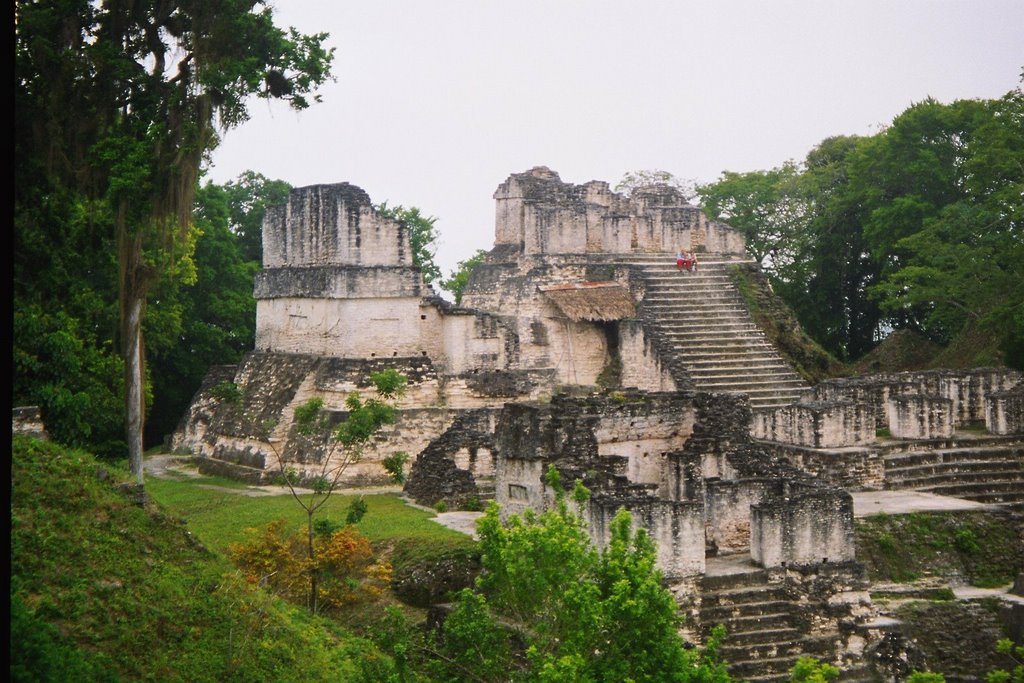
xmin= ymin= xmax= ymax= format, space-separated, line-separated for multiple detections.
xmin=12 ymin=406 xmax=49 ymax=441
xmin=588 ymin=495 xmax=706 ymax=578
xmin=492 ymin=167 xmax=746 ymax=257
xmin=752 ymin=401 xmax=876 ymax=448
xmin=814 ymin=369 xmax=1022 ymax=431
xmin=750 ymin=488 xmax=856 ymax=568
xmin=262 ymin=183 xmax=410 ymax=268
xmin=986 ymin=385 xmax=1024 ymax=435
xmin=886 ymin=394 xmax=954 ymax=440
xmin=705 ymin=478 xmax=780 ymax=554
xmin=618 ymin=319 xmax=679 ymax=392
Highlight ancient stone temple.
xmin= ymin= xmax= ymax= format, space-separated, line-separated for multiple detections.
xmin=173 ymin=167 xmax=1024 ymax=681
xmin=173 ymin=166 xmax=807 ymax=482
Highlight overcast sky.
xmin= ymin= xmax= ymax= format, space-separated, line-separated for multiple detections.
xmin=205 ymin=1 xmax=1024 ymax=277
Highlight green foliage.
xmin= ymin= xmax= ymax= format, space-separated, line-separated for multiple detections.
xmin=11 ymin=435 xmax=390 ymax=681
xmin=376 ymin=202 xmax=443 ymax=284
xmin=696 ymin=85 xmax=1024 ymax=365
xmin=383 ymin=451 xmax=411 ymax=484
xmin=907 ymin=672 xmax=946 ymax=683
xmin=346 ymin=498 xmax=369 ymax=525
xmin=434 ymin=500 xmax=449 ymax=513
xmin=13 ymin=305 xmax=126 ymax=457
xmin=440 ymin=248 xmax=489 ymax=305
xmin=220 ymin=171 xmax=293 ymax=263
xmin=986 ymin=639 xmax=1024 ymax=683
xmin=16 ymin=0 xmax=334 ymax=477
xmin=697 ymin=161 xmax=805 ymax=271
xmin=424 ymin=467 xmax=732 ymax=682
xmin=856 ymin=512 xmax=1023 ymax=587
xmin=208 ymin=381 xmax=242 ymax=404
xmin=789 ymin=656 xmax=840 ymax=683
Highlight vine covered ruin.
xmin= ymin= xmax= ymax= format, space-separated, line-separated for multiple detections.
xmin=172 ymin=167 xmax=1024 ymax=681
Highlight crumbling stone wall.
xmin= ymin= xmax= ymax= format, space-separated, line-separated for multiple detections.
xmin=814 ymin=369 xmax=1022 ymax=430
xmin=987 ymin=384 xmax=1024 ymax=435
xmin=12 ymin=406 xmax=49 ymax=441
xmin=751 ymin=487 xmax=856 ymax=568
xmin=404 ymin=408 xmax=499 ymax=508
xmin=492 ymin=167 xmax=746 ymax=256
xmin=752 ymin=400 xmax=876 ymax=447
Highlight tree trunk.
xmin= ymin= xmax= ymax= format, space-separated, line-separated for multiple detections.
xmin=119 ymin=225 xmax=148 ymax=488
xmin=124 ymin=292 xmax=145 ymax=486
xmin=307 ymin=510 xmax=318 ymax=613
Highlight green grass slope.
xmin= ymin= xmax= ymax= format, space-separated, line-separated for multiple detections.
xmin=10 ymin=436 xmax=395 ymax=682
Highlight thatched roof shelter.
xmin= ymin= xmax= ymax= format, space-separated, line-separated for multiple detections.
xmin=539 ymin=282 xmax=636 ymax=322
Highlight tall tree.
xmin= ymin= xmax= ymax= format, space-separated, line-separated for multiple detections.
xmin=376 ymin=203 xmax=443 ymax=285
xmin=221 ymin=171 xmax=292 ymax=264
xmin=697 ymin=162 xmax=806 ymax=278
xmin=16 ymin=1 xmax=334 ymax=485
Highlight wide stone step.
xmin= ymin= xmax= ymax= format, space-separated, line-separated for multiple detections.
xmin=688 ymin=362 xmax=798 ymax=378
xmin=728 ymin=653 xmax=805 ymax=679
xmin=910 ymin=480 xmax=1024 ymax=498
xmin=659 ymin=324 xmax=764 ymax=336
xmin=720 ymin=633 xmax=836 ymax=661
xmin=685 ymin=356 xmax=794 ymax=369
xmin=883 ymin=448 xmax=1024 ymax=469
xmin=695 ymin=377 xmax=808 ymax=390
xmin=700 ymin=585 xmax=791 ymax=607
xmin=701 ymin=600 xmax=795 ymax=622
xmin=700 ymin=567 xmax=770 ymax=591
xmin=884 ymin=462 xmax=1019 ymax=483
xmin=719 ymin=627 xmax=804 ymax=647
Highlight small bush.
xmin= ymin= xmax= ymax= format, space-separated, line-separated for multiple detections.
xmin=461 ymin=497 xmax=483 ymax=512
xmin=954 ymin=528 xmax=980 ymax=555
xmin=434 ymin=500 xmax=448 ymax=513
xmin=382 ymin=451 xmax=409 ymax=484
xmin=346 ymin=498 xmax=368 ymax=525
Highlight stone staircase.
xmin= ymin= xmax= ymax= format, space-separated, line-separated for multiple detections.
xmin=618 ymin=256 xmax=809 ymax=410
xmin=882 ymin=438 xmax=1024 ymax=506
xmin=697 ymin=562 xmax=867 ymax=682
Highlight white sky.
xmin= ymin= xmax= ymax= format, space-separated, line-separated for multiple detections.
xmin=205 ymin=0 xmax=1024 ymax=278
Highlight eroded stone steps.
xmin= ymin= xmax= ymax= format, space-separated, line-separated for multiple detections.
xmin=884 ymin=464 xmax=1019 ymax=485
xmin=884 ymin=447 xmax=1024 ymax=469
xmin=912 ymin=480 xmax=1024 ymax=498
xmin=628 ymin=258 xmax=808 ymax=409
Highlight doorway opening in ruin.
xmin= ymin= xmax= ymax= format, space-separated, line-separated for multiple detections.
xmin=596 ymin=321 xmax=622 ymax=388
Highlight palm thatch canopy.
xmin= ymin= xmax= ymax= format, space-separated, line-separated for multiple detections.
xmin=539 ymin=282 xmax=636 ymax=322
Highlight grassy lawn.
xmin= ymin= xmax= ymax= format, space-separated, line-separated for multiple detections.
xmin=145 ymin=473 xmax=475 ymax=555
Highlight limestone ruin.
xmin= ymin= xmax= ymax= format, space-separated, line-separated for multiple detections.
xmin=172 ymin=167 xmax=1024 ymax=680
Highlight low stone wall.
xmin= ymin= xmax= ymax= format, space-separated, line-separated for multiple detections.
xmin=986 ymin=385 xmax=1024 ymax=435
xmin=886 ymin=394 xmax=954 ymax=440
xmin=750 ymin=487 xmax=855 ymax=568
xmin=588 ymin=494 xmax=705 ymax=578
xmin=404 ymin=408 xmax=499 ymax=508
xmin=12 ymin=406 xmax=49 ymax=441
xmin=814 ymin=368 xmax=1022 ymax=430
xmin=752 ymin=401 xmax=876 ymax=448
xmin=757 ymin=442 xmax=885 ymax=491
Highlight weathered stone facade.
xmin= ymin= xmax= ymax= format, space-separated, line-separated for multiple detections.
xmin=173 ymin=167 xmax=750 ymax=483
